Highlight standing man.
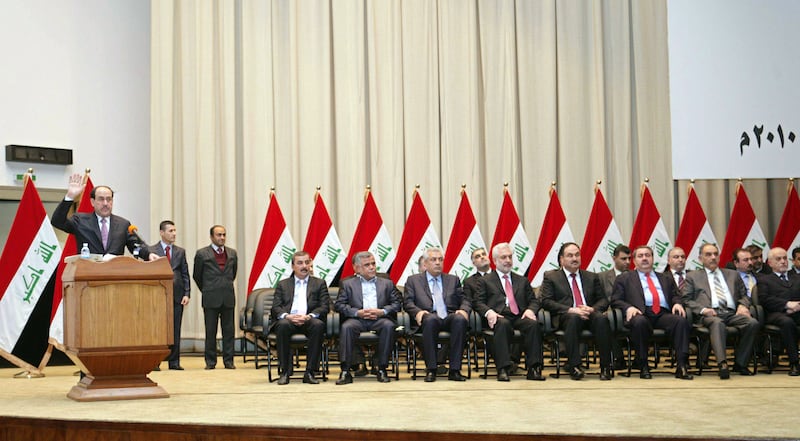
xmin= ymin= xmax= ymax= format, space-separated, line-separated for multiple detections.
xmin=194 ymin=225 xmax=238 ymax=370
xmin=732 ymin=248 xmax=757 ymax=299
xmin=473 ymin=243 xmax=545 ymax=382
xmin=271 ymin=251 xmax=329 ymax=385
xmin=52 ymin=173 xmax=155 ymax=259
xmin=148 ymin=220 xmax=190 ymax=370
xmin=683 ymin=244 xmax=759 ymax=378
xmin=611 ymin=245 xmax=693 ymax=380
xmin=540 ymin=242 xmax=613 ymax=381
xmin=403 ymin=247 xmax=470 ymax=382
xmin=757 ymin=247 xmax=800 ymax=376
xmin=334 ymin=251 xmax=402 ymax=384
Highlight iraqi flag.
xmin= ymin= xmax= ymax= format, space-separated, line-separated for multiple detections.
xmin=489 ymin=187 xmax=533 ymax=275
xmin=342 ymin=189 xmax=395 ymax=278
xmin=247 ymin=190 xmax=297 ymax=293
xmin=528 ymin=187 xmax=574 ymax=287
xmin=50 ymin=175 xmax=94 ymax=346
xmin=581 ymin=185 xmax=625 ymax=273
xmin=720 ymin=182 xmax=769 ymax=267
xmin=674 ymin=184 xmax=718 ymax=270
xmin=628 ymin=183 xmax=672 ymax=272
xmin=773 ymin=183 xmax=800 ymax=254
xmin=389 ymin=189 xmax=442 ymax=286
xmin=302 ymin=191 xmax=345 ymax=286
xmin=0 ymin=177 xmax=62 ymax=370
xmin=443 ymin=188 xmax=486 ymax=283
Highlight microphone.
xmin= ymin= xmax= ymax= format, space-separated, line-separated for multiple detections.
xmin=127 ymin=225 xmax=146 ymax=258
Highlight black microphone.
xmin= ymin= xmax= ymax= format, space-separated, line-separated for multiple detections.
xmin=127 ymin=225 xmax=147 ymax=259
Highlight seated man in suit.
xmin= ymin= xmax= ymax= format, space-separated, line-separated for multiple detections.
xmin=749 ymin=245 xmax=772 ymax=275
xmin=664 ymin=247 xmax=689 ymax=290
xmin=403 ymin=247 xmax=470 ymax=382
xmin=732 ymin=248 xmax=757 ymax=299
xmin=599 ymin=244 xmax=631 ymax=300
xmin=757 ymin=247 xmax=800 ymax=376
xmin=473 ymin=242 xmax=545 ymax=381
xmin=334 ymin=251 xmax=402 ymax=384
xmin=611 ymin=245 xmax=693 ymax=380
xmin=271 ymin=251 xmax=330 ymax=385
xmin=683 ymin=244 xmax=759 ymax=378
xmin=792 ymin=247 xmax=800 ymax=276
xmin=463 ymin=247 xmax=492 ymax=303
xmin=541 ymin=242 xmax=613 ymax=381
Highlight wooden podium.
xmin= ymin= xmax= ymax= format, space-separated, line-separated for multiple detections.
xmin=61 ymin=256 xmax=173 ymax=401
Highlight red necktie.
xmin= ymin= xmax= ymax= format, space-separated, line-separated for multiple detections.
xmin=503 ymin=274 xmax=520 ymax=315
xmin=570 ymin=273 xmax=584 ymax=307
xmin=646 ymin=272 xmax=661 ymax=314
xmin=165 ymin=245 xmax=171 ymax=262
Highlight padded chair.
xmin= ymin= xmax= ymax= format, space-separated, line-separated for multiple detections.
xmin=611 ymin=308 xmax=677 ymax=377
xmin=239 ymin=288 xmax=272 ymax=367
xmin=540 ymin=309 xmax=610 ymax=378
xmin=687 ymin=307 xmax=758 ymax=375
xmin=477 ymin=314 xmax=545 ymax=379
xmin=408 ymin=319 xmax=473 ymax=380
xmin=239 ymin=289 xmax=263 ymax=364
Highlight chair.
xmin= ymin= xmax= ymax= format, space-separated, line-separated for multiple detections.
xmin=408 ymin=319 xmax=473 ymax=380
xmin=540 ymin=309 xmax=609 ymax=378
xmin=238 ymin=289 xmax=262 ymax=364
xmin=611 ymin=308 xmax=677 ymax=377
xmin=478 ymin=314 xmax=545 ymax=379
xmin=239 ymin=288 xmax=272 ymax=367
xmin=687 ymin=307 xmax=758 ymax=376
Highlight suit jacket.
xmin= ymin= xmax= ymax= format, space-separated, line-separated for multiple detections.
xmin=52 ymin=199 xmax=143 ymax=256
xmin=611 ymin=270 xmax=683 ymax=322
xmin=599 ymin=269 xmax=621 ymax=299
xmin=463 ymin=271 xmax=490 ymax=302
xmin=540 ymin=269 xmax=608 ymax=327
xmin=473 ymin=270 xmax=539 ymax=318
xmin=148 ymin=242 xmax=191 ymax=303
xmin=335 ymin=275 xmax=401 ymax=322
xmin=757 ymin=271 xmax=800 ymax=314
xmin=270 ymin=275 xmax=330 ymax=330
xmin=682 ymin=268 xmax=750 ymax=319
xmin=193 ymin=245 xmax=238 ymax=309
xmin=403 ymin=272 xmax=470 ymax=332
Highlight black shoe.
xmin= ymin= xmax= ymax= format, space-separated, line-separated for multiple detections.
xmin=277 ymin=372 xmax=290 ymax=385
xmin=527 ymin=365 xmax=545 ymax=381
xmin=568 ymin=366 xmax=585 ymax=381
xmin=370 ymin=366 xmax=379 ymax=376
xmin=448 ymin=370 xmax=467 ymax=381
xmin=336 ymin=371 xmax=353 ymax=385
xmin=497 ymin=367 xmax=510 ymax=382
xmin=732 ymin=364 xmax=754 ymax=376
xmin=436 ymin=365 xmax=449 ymax=375
xmin=675 ymin=364 xmax=694 ymax=380
xmin=204 ymin=365 xmax=215 ymax=370
xmin=168 ymin=365 xmax=184 ymax=371
xmin=376 ymin=369 xmax=391 ymax=383
xmin=718 ymin=362 xmax=730 ymax=380
xmin=224 ymin=363 xmax=236 ymax=370
xmin=599 ymin=366 xmax=613 ymax=381
xmin=508 ymin=364 xmax=519 ymax=375
xmin=640 ymin=365 xmax=652 ymax=379
xmin=303 ymin=371 xmax=320 ymax=384
xmin=612 ymin=359 xmax=628 ymax=371
xmin=789 ymin=363 xmax=800 ymax=377
xmin=353 ymin=364 xmax=369 ymax=377
xmin=153 ymin=366 xmax=161 ymax=371
xmin=424 ymin=370 xmax=436 ymax=382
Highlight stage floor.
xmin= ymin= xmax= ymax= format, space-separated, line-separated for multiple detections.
xmin=1 ymin=354 xmax=798 ymax=440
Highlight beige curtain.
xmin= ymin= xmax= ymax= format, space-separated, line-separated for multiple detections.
xmin=151 ymin=0 xmax=793 ymax=342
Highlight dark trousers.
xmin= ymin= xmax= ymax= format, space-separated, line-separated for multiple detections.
xmin=203 ymin=305 xmax=235 ymax=367
xmin=766 ymin=312 xmax=800 ymax=364
xmin=339 ymin=318 xmax=395 ymax=370
xmin=627 ymin=308 xmax=690 ymax=366
xmin=699 ymin=311 xmax=760 ymax=367
xmin=273 ymin=318 xmax=325 ymax=374
xmin=489 ymin=315 xmax=543 ymax=371
xmin=419 ymin=313 xmax=468 ymax=371
xmin=167 ymin=302 xmax=184 ymax=368
xmin=559 ymin=311 xmax=612 ymax=369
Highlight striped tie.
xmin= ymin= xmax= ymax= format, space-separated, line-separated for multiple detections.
xmin=713 ymin=272 xmax=728 ymax=309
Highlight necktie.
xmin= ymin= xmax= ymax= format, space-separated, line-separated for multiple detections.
xmin=165 ymin=245 xmax=171 ymax=262
xmin=713 ymin=272 xmax=728 ymax=309
xmin=780 ymin=273 xmax=789 ymax=282
xmin=100 ymin=218 xmax=109 ymax=250
xmin=431 ymin=277 xmax=447 ymax=319
xmin=645 ymin=272 xmax=661 ymax=314
xmin=744 ymin=274 xmax=754 ymax=296
xmin=570 ymin=273 xmax=584 ymax=307
xmin=677 ymin=272 xmax=685 ymax=291
xmin=503 ymin=274 xmax=520 ymax=315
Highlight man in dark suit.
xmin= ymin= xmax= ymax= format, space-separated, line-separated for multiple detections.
xmin=792 ymin=247 xmax=800 ymax=276
xmin=463 ymin=247 xmax=492 ymax=303
xmin=52 ymin=173 xmax=155 ymax=259
xmin=540 ymin=242 xmax=613 ymax=381
xmin=334 ymin=251 xmax=402 ymax=384
xmin=599 ymin=244 xmax=631 ymax=299
xmin=148 ymin=220 xmax=191 ymax=370
xmin=193 ymin=225 xmax=238 ymax=370
xmin=683 ymin=244 xmax=759 ymax=378
xmin=473 ymin=242 xmax=544 ymax=382
xmin=271 ymin=251 xmax=330 ymax=385
xmin=403 ymin=247 xmax=470 ymax=382
xmin=611 ymin=245 xmax=693 ymax=380
xmin=748 ymin=245 xmax=772 ymax=275
xmin=664 ymin=247 xmax=689 ymax=290
xmin=757 ymin=247 xmax=800 ymax=376
xmin=732 ymin=248 xmax=757 ymax=299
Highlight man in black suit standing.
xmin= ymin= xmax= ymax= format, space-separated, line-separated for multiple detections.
xmin=334 ymin=251 xmax=402 ymax=384
xmin=473 ymin=242 xmax=545 ymax=382
xmin=683 ymin=244 xmax=758 ymax=378
xmin=52 ymin=173 xmax=156 ymax=259
xmin=757 ymin=247 xmax=800 ymax=376
xmin=271 ymin=251 xmax=330 ymax=385
xmin=194 ymin=225 xmax=238 ymax=370
xmin=611 ymin=245 xmax=693 ymax=380
xmin=540 ymin=242 xmax=613 ymax=381
xmin=148 ymin=220 xmax=191 ymax=370
xmin=403 ymin=247 xmax=470 ymax=382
